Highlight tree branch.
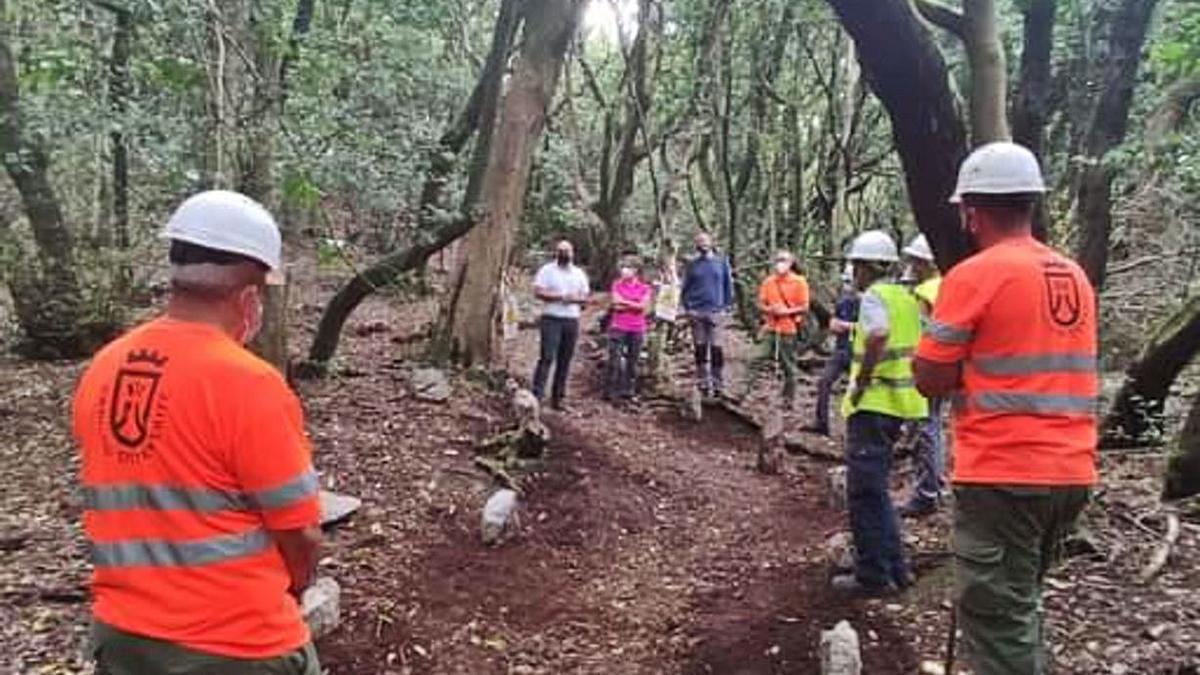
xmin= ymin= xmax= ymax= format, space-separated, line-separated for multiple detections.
xmin=915 ymin=0 xmax=966 ymax=39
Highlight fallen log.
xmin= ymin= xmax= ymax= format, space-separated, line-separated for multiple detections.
xmin=474 ymin=456 xmax=521 ymax=492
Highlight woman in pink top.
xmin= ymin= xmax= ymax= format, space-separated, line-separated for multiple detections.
xmin=606 ymin=256 xmax=652 ymax=401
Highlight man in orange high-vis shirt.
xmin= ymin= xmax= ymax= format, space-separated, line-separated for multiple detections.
xmin=73 ymin=191 xmax=321 ymax=674
xmin=914 ymin=143 xmax=1097 ymax=675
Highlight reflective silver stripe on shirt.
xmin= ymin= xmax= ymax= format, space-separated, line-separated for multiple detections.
xmin=926 ymin=320 xmax=973 ymax=345
xmin=868 ymin=377 xmax=916 ymax=389
xmin=249 ymin=470 xmax=320 ymax=510
xmin=852 ymin=347 xmax=915 ymax=364
xmin=971 ymin=392 xmax=1098 ymax=416
xmin=91 ymin=528 xmax=272 ymax=568
xmin=84 ymin=484 xmax=249 ymax=513
xmin=972 ymin=353 xmax=1097 ymax=377
xmin=85 ymin=470 xmax=319 ymax=514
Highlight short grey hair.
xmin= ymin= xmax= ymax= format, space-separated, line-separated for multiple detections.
xmin=170 ymin=263 xmax=260 ymax=299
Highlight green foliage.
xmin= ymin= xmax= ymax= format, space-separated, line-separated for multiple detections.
xmin=1151 ymin=0 xmax=1200 ymax=78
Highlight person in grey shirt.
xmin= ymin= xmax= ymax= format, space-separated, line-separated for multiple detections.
xmin=531 ymin=239 xmax=590 ymax=411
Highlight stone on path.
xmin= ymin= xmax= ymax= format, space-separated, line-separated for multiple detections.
xmin=824 ymin=531 xmax=856 ymax=573
xmin=481 ymin=488 xmax=519 ymax=545
xmin=411 ymin=367 xmax=452 ymax=403
xmin=302 ymin=577 xmax=341 ymax=638
xmin=683 ymin=386 xmax=703 ymax=422
xmin=820 ymin=620 xmax=862 ymax=675
xmin=826 ymin=466 xmax=848 ymax=511
xmin=319 ymin=490 xmax=362 ymax=528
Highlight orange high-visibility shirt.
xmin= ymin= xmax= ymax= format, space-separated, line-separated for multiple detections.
xmin=72 ymin=317 xmax=320 ymax=658
xmin=758 ymin=272 xmax=811 ymax=335
xmin=916 ymin=236 xmax=1098 ymax=486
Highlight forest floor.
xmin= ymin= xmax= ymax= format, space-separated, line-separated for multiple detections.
xmin=1 ymin=257 xmax=1198 ymax=675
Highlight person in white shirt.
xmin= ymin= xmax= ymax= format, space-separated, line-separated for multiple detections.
xmin=531 ymin=239 xmax=590 ymax=410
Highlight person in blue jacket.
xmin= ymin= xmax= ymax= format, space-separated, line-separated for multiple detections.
xmin=805 ymin=264 xmax=860 ymax=436
xmin=681 ymin=232 xmax=734 ymax=397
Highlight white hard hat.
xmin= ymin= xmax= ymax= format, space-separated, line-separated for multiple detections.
xmin=950 ymin=141 xmax=1046 ymax=204
xmin=163 ymin=190 xmax=282 ymax=270
xmin=902 ymin=234 xmax=934 ymax=262
xmin=847 ymin=230 xmax=899 ymax=263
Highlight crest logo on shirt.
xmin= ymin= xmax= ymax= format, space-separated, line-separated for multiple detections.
xmin=109 ymin=350 xmax=168 ymax=448
xmin=1043 ymin=269 xmax=1082 ymax=329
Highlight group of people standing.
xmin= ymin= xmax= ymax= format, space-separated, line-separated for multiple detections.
xmin=527 ymin=142 xmax=1100 ymax=675
xmin=70 ymin=142 xmax=1098 ymax=675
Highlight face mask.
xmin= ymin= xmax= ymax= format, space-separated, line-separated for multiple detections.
xmin=775 ymin=261 xmax=790 ymax=275
xmin=697 ymin=246 xmax=711 ymax=255
xmin=556 ymin=252 xmax=571 ymax=266
xmin=619 ymin=266 xmax=635 ymax=279
xmin=236 ymin=286 xmax=264 ymax=345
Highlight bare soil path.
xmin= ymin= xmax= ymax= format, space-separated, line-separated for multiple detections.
xmin=313 ymin=316 xmax=919 ymax=674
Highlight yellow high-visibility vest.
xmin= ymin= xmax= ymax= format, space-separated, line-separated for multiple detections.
xmin=842 ymin=282 xmax=929 ymax=420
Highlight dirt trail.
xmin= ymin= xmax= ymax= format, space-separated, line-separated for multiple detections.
xmin=316 ymin=324 xmax=918 ymax=674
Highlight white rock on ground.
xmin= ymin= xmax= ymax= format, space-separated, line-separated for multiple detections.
xmin=481 ymin=488 xmax=519 ymax=545
xmin=825 ymin=531 xmax=856 ymax=573
xmin=826 ymin=466 xmax=848 ymax=511
xmin=302 ymin=577 xmax=341 ymax=639
xmin=319 ymin=490 xmax=362 ymax=528
xmin=411 ymin=367 xmax=452 ymax=403
xmin=820 ymin=620 xmax=862 ymax=675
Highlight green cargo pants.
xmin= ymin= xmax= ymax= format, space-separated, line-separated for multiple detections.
xmin=93 ymin=621 xmax=321 ymax=675
xmin=741 ymin=332 xmax=798 ymax=404
xmin=953 ymin=485 xmax=1090 ymax=675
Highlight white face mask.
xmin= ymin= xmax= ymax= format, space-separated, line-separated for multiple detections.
xmin=775 ymin=261 xmax=791 ymax=275
xmin=619 ymin=266 xmax=636 ymax=279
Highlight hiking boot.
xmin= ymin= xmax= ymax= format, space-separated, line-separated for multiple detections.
xmin=898 ymin=498 xmax=938 ymax=518
xmin=831 ymin=574 xmax=898 ymax=598
xmin=550 ymin=400 xmax=569 ymax=413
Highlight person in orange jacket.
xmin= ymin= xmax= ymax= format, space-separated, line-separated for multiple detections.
xmin=914 ymin=143 xmax=1098 ymax=675
xmin=74 ymin=191 xmax=322 ymax=674
xmin=742 ymin=250 xmax=810 ymax=408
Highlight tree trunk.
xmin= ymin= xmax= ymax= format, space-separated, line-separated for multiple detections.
xmin=106 ymin=4 xmax=132 ymax=262
xmin=1146 ymin=73 xmax=1200 ymax=149
xmin=278 ymin=0 xmax=316 ymax=106
xmin=825 ymin=0 xmax=971 ymax=270
xmin=1102 ymin=295 xmax=1200 ymax=447
xmin=250 ymin=268 xmax=291 ymax=375
xmin=238 ymin=0 xmax=280 ymax=208
xmin=304 ymin=0 xmax=520 ymax=369
xmin=1073 ymin=0 xmax=1160 ymax=290
xmin=0 ymin=0 xmax=91 ymax=358
xmin=1164 ymin=392 xmax=1200 ymax=501
xmin=962 ymin=0 xmax=1009 ymax=145
xmin=1011 ymin=0 xmax=1055 ymax=241
xmin=444 ymin=0 xmax=584 ymax=367
xmin=1012 ymin=0 xmax=1055 ymax=159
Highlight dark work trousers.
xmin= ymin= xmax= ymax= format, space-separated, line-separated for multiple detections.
xmin=909 ymin=397 xmax=946 ymax=506
xmin=689 ymin=311 xmax=725 ymax=394
xmin=605 ymin=330 xmax=644 ymax=399
xmin=954 ymin=485 xmax=1090 ymax=675
xmin=93 ymin=621 xmax=320 ymax=675
xmin=845 ymin=411 xmax=909 ymax=589
xmin=814 ymin=349 xmax=852 ymax=432
xmin=532 ymin=315 xmax=580 ymax=405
